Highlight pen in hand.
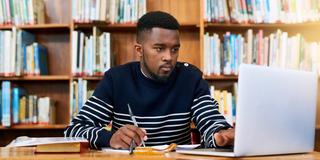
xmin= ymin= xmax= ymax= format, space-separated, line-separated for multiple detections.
xmin=127 ymin=104 xmax=146 ymax=147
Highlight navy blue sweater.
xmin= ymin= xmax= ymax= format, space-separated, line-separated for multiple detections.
xmin=64 ymin=62 xmax=231 ymax=149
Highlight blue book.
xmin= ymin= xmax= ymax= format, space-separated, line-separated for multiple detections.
xmin=33 ymin=43 xmax=48 ymax=75
xmin=230 ymin=34 xmax=236 ymax=74
xmin=1 ymin=81 xmax=11 ymax=127
xmin=78 ymin=78 xmax=83 ymax=112
xmin=0 ymin=88 xmax=2 ymax=125
xmin=12 ymin=88 xmax=27 ymax=124
xmin=21 ymin=30 xmax=35 ymax=75
xmin=12 ymin=88 xmax=19 ymax=124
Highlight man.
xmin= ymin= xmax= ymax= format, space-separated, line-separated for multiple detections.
xmin=64 ymin=11 xmax=234 ymax=149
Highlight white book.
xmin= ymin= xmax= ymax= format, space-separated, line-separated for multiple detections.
xmin=99 ymin=33 xmax=104 ymax=73
xmin=106 ymin=32 xmax=111 ymax=71
xmin=0 ymin=0 xmax=3 ymax=24
xmin=28 ymin=0 xmax=34 ymax=24
xmin=83 ymin=36 xmax=89 ymax=75
xmin=246 ymin=29 xmax=253 ymax=64
xmin=213 ymin=34 xmax=221 ymax=75
xmin=11 ymin=27 xmax=17 ymax=75
xmin=95 ymin=0 xmax=101 ymax=21
xmin=79 ymin=32 xmax=85 ymax=74
xmin=71 ymin=31 xmax=78 ymax=75
xmin=82 ymin=80 xmax=87 ymax=103
xmin=4 ymin=31 xmax=12 ymax=76
xmin=279 ymin=32 xmax=288 ymax=69
xmin=109 ymin=0 xmax=116 ymax=23
xmin=226 ymin=92 xmax=233 ymax=126
xmin=203 ymin=33 xmax=209 ymax=75
xmin=263 ymin=37 xmax=269 ymax=66
xmin=72 ymin=0 xmax=77 ymax=21
xmin=100 ymin=0 xmax=107 ymax=21
xmin=86 ymin=0 xmax=91 ymax=22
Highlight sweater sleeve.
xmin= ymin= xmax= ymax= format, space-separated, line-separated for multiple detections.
xmin=191 ymin=78 xmax=232 ymax=148
xmin=64 ymin=71 xmax=114 ymax=149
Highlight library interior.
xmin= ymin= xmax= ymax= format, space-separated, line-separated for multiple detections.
xmin=1 ymin=0 xmax=320 ymax=159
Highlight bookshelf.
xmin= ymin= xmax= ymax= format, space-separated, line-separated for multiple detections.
xmin=0 ymin=0 xmax=320 ymax=150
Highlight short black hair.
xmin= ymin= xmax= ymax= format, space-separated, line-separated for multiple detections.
xmin=136 ymin=11 xmax=180 ymax=43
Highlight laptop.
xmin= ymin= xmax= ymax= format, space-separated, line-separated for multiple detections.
xmin=177 ymin=64 xmax=318 ymax=157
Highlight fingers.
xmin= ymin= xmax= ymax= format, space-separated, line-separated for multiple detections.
xmin=214 ymin=133 xmax=228 ymax=146
xmin=213 ymin=128 xmax=235 ymax=147
xmin=125 ymin=125 xmax=146 ymax=146
xmin=110 ymin=125 xmax=147 ymax=149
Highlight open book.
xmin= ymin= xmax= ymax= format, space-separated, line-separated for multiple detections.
xmin=6 ymin=136 xmax=89 ymax=153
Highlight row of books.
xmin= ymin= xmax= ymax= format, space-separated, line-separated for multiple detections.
xmin=72 ymin=0 xmax=146 ymax=24
xmin=72 ymin=27 xmax=113 ymax=76
xmin=0 ymin=0 xmax=44 ymax=25
xmin=0 ymin=28 xmax=48 ymax=77
xmin=1 ymin=81 xmax=55 ymax=127
xmin=210 ymin=84 xmax=237 ymax=126
xmin=70 ymin=79 xmax=94 ymax=120
xmin=204 ymin=0 xmax=320 ymax=23
xmin=203 ymin=29 xmax=320 ymax=75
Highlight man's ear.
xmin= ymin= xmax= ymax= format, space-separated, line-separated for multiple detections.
xmin=134 ymin=43 xmax=143 ymax=57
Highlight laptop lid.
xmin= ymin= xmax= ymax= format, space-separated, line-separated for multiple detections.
xmin=234 ymin=64 xmax=318 ymax=156
xmin=176 ymin=64 xmax=318 ymax=157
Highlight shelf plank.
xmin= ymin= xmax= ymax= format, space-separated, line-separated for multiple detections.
xmin=17 ymin=24 xmax=70 ymax=29
xmin=0 ymin=75 xmax=70 ymax=81
xmin=73 ymin=76 xmax=103 ymax=81
xmin=203 ymin=75 xmax=238 ymax=81
xmin=0 ymin=124 xmax=67 ymax=130
xmin=0 ymin=25 xmax=13 ymax=29
xmin=205 ymin=22 xmax=320 ymax=29
xmin=74 ymin=22 xmax=199 ymax=30
xmin=74 ymin=22 xmax=135 ymax=29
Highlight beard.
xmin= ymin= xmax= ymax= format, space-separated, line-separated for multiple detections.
xmin=142 ymin=55 xmax=170 ymax=83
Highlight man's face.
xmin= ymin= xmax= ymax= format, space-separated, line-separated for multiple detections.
xmin=135 ymin=27 xmax=180 ymax=82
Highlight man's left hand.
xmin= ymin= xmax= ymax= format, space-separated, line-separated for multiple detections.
xmin=213 ymin=128 xmax=235 ymax=147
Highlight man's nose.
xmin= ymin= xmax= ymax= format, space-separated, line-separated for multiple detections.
xmin=162 ymin=50 xmax=173 ymax=61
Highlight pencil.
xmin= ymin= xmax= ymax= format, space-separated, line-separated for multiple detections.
xmin=127 ymin=104 xmax=146 ymax=147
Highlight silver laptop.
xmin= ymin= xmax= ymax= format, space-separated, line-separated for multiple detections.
xmin=177 ymin=64 xmax=318 ymax=157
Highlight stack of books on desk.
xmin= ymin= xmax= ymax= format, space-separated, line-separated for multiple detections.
xmin=6 ymin=136 xmax=89 ymax=153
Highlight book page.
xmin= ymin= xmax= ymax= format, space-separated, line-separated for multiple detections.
xmin=6 ymin=136 xmax=88 ymax=147
xmin=101 ymin=144 xmax=200 ymax=154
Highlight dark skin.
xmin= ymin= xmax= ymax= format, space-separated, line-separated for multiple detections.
xmin=109 ymin=27 xmax=234 ymax=149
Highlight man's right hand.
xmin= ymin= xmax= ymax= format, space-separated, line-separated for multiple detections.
xmin=109 ymin=124 xmax=147 ymax=149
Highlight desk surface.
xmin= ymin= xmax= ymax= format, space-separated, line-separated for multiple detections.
xmin=0 ymin=147 xmax=320 ymax=160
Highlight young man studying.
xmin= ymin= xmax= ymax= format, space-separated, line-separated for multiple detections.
xmin=64 ymin=11 xmax=234 ymax=149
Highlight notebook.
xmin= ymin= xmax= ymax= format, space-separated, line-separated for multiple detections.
xmin=177 ymin=64 xmax=318 ymax=157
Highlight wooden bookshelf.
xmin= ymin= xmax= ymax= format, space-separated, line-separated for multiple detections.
xmin=204 ymin=75 xmax=238 ymax=81
xmin=0 ymin=25 xmax=14 ymax=29
xmin=0 ymin=0 xmax=71 ymax=147
xmin=204 ymin=22 xmax=320 ymax=29
xmin=74 ymin=22 xmax=198 ymax=30
xmin=73 ymin=76 xmax=103 ymax=81
xmin=0 ymin=124 xmax=66 ymax=130
xmin=0 ymin=76 xmax=70 ymax=81
xmin=18 ymin=24 xmax=70 ymax=29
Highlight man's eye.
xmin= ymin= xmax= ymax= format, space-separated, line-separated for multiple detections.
xmin=155 ymin=47 xmax=163 ymax=52
xmin=172 ymin=48 xmax=179 ymax=53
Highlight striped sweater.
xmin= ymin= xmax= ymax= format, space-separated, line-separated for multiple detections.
xmin=64 ymin=62 xmax=231 ymax=149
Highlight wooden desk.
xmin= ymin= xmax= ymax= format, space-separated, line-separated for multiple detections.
xmin=0 ymin=147 xmax=320 ymax=160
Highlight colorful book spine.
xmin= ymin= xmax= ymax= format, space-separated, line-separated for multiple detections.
xmin=1 ymin=81 xmax=11 ymax=127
